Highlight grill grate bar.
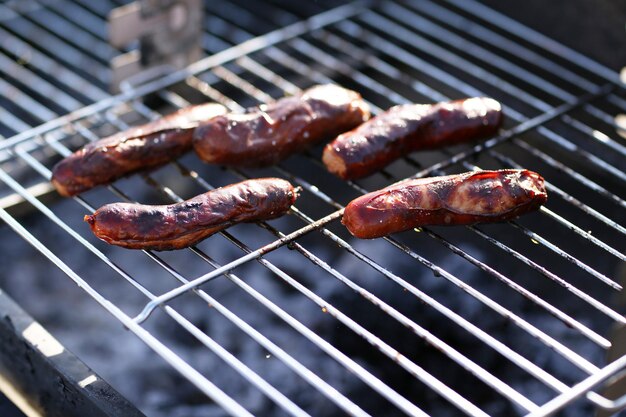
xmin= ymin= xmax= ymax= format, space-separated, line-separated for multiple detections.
xmin=509 ymin=138 xmax=626 ymax=209
xmin=0 ymin=4 xmax=109 ymax=82
xmin=0 ymin=52 xmax=83 ymax=113
xmin=0 ymin=25 xmax=108 ymax=104
xmin=534 ymin=127 xmax=626 ymax=183
xmin=468 ymin=223 xmax=624 ymax=322
xmin=70 ymin=0 xmax=114 ymax=18
xmin=159 ymin=306 xmax=313 ymax=417
xmin=211 ymin=66 xmax=276 ymax=104
xmin=0 ymin=78 xmax=58 ymax=123
xmin=204 ymin=14 xmax=251 ymax=47
xmin=0 ymin=109 xmax=31 ymax=136
xmin=529 ymin=356 xmax=626 ymax=417
xmin=236 ymin=56 xmax=301 ymax=95
xmin=563 ymin=115 xmax=626 ymax=158
xmin=186 ymin=75 xmax=245 ymax=111
xmin=18 ymin=0 xmax=117 ymax=64
xmin=45 ymin=0 xmax=108 ymax=39
xmin=487 ymin=149 xmax=626 ymax=234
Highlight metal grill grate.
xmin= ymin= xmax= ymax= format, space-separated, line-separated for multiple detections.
xmin=1 ymin=0 xmax=625 ymax=416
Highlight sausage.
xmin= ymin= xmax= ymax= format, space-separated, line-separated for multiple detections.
xmin=323 ymin=98 xmax=503 ymax=179
xmin=51 ymin=103 xmax=227 ymax=196
xmin=192 ymin=84 xmax=370 ymax=167
xmin=342 ymin=169 xmax=546 ymax=239
xmin=84 ymin=178 xmax=298 ymax=250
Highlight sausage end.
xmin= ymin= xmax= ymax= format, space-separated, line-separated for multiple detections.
xmin=322 ymin=144 xmax=347 ymax=179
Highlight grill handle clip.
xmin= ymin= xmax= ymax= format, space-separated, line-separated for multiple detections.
xmin=108 ymin=0 xmax=203 ymax=93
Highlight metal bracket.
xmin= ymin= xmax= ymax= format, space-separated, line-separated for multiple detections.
xmin=108 ymin=0 xmax=203 ymax=93
xmin=0 ymin=289 xmax=145 ymax=417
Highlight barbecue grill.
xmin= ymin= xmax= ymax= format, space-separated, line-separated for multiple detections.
xmin=0 ymin=0 xmax=625 ymax=416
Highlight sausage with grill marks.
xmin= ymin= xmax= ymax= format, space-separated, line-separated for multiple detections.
xmin=192 ymin=84 xmax=370 ymax=167
xmin=342 ymin=169 xmax=547 ymax=239
xmin=51 ymin=103 xmax=227 ymax=196
xmin=323 ymin=98 xmax=503 ymax=180
xmin=84 ymin=178 xmax=298 ymax=250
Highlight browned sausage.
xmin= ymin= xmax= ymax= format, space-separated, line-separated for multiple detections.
xmin=323 ymin=98 xmax=503 ymax=179
xmin=342 ymin=169 xmax=546 ymax=239
xmin=51 ymin=103 xmax=227 ymax=196
xmin=84 ymin=178 xmax=298 ymax=250
xmin=192 ymin=84 xmax=370 ymax=167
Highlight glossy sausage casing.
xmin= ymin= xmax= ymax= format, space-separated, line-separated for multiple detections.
xmin=192 ymin=84 xmax=370 ymax=167
xmin=342 ymin=169 xmax=546 ymax=239
xmin=323 ymin=98 xmax=503 ymax=179
xmin=85 ymin=178 xmax=298 ymax=250
xmin=51 ymin=103 xmax=227 ymax=196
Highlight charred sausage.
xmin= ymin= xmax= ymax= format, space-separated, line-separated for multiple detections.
xmin=85 ymin=178 xmax=298 ymax=250
xmin=192 ymin=84 xmax=370 ymax=167
xmin=51 ymin=103 xmax=227 ymax=196
xmin=342 ymin=169 xmax=546 ymax=239
xmin=323 ymin=98 xmax=503 ymax=179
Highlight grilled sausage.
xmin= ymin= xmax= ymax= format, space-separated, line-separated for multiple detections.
xmin=342 ymin=169 xmax=546 ymax=239
xmin=51 ymin=103 xmax=227 ymax=196
xmin=323 ymin=98 xmax=503 ymax=179
xmin=192 ymin=84 xmax=370 ymax=167
xmin=85 ymin=178 xmax=298 ymax=250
